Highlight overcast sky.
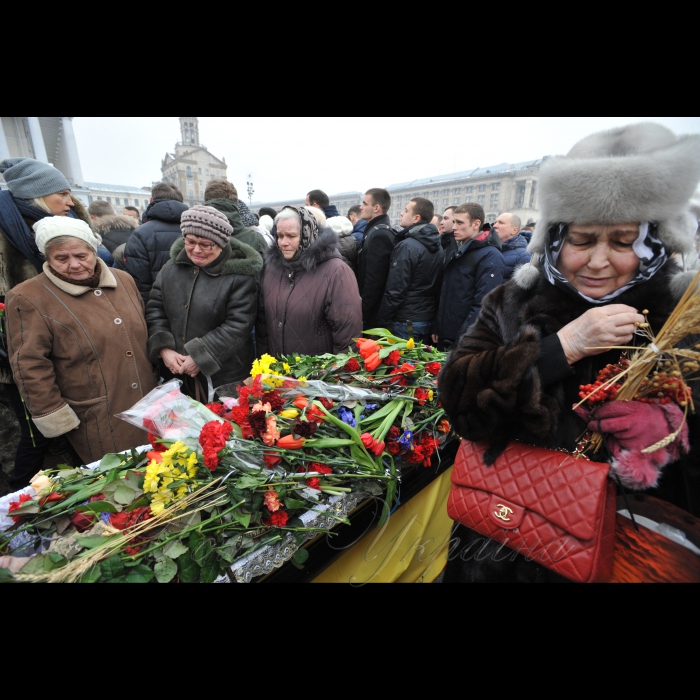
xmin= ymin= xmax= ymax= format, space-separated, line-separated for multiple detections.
xmin=73 ymin=117 xmax=700 ymax=204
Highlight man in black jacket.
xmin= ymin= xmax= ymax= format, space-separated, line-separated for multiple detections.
xmin=356 ymin=188 xmax=396 ymax=330
xmin=439 ymin=206 xmax=459 ymax=261
xmin=306 ymin=189 xmax=340 ymax=220
xmin=124 ymin=182 xmax=189 ymax=303
xmin=377 ymin=198 xmax=443 ymax=340
xmin=432 ymin=203 xmax=505 ymax=349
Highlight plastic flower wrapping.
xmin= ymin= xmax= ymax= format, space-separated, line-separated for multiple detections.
xmin=0 ymin=330 xmax=452 ymax=584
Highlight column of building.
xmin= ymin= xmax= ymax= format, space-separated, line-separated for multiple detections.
xmin=0 ymin=119 xmax=10 ymax=160
xmin=60 ymin=117 xmax=84 ymax=187
xmin=27 ymin=117 xmax=49 ymax=163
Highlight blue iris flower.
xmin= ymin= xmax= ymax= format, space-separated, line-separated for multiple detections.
xmin=338 ymin=407 xmax=357 ymax=428
xmin=399 ymin=431 xmax=414 ymax=448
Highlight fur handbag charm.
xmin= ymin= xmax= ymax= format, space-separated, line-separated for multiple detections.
xmin=448 ymin=440 xmax=617 ymax=584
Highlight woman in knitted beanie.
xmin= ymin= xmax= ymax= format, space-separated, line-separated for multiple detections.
xmin=4 ymin=217 xmax=157 ymax=467
xmin=146 ymin=205 xmax=264 ymax=401
xmin=439 ymin=123 xmax=700 ymax=584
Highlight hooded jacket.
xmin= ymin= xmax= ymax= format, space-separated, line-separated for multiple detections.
xmin=433 ymin=229 xmax=505 ymax=342
xmin=501 ymin=233 xmax=532 ymax=279
xmin=356 ymin=215 xmax=396 ymax=329
xmin=146 ymin=237 xmax=263 ymax=394
xmin=92 ymin=214 xmax=138 ymax=254
xmin=204 ymin=198 xmax=268 ymax=275
xmin=124 ymin=199 xmax=190 ymax=303
xmin=258 ymin=230 xmax=363 ymax=357
xmin=327 ymin=216 xmax=359 ymax=271
xmin=440 ymin=231 xmax=459 ymax=261
xmin=377 ymin=222 xmax=444 ymax=326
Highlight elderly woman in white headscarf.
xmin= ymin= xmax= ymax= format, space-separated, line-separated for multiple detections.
xmin=440 ymin=124 xmax=700 ymax=583
xmin=5 ymin=217 xmax=156 ymax=465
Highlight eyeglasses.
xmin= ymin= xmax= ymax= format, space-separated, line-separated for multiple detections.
xmin=184 ymin=236 xmax=216 ymax=252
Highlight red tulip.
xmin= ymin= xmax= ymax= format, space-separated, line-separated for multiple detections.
xmin=357 ymin=339 xmax=381 ymax=359
xmin=372 ymin=442 xmax=386 ymax=457
xmin=364 ymin=352 xmax=382 ymax=372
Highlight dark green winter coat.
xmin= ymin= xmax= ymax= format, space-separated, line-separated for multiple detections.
xmin=146 ymin=237 xmax=263 ymax=394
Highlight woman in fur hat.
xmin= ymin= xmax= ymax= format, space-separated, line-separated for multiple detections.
xmin=439 ymin=123 xmax=700 ymax=583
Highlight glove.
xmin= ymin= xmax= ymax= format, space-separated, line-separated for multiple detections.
xmin=577 ymin=401 xmax=690 ymax=491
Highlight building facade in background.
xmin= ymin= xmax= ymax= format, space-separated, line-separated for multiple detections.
xmin=0 ymin=116 xmax=152 ymax=215
xmin=161 ymin=117 xmax=228 ymax=207
xmin=253 ymin=160 xmax=543 ymax=229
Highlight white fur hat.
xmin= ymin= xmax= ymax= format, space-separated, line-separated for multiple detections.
xmin=530 ymin=123 xmax=700 ymax=256
xmin=326 ymin=216 xmax=353 ymax=236
xmin=34 ymin=216 xmax=103 ymax=255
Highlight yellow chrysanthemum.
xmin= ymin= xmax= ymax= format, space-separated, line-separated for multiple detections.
xmin=283 ymin=363 xmax=291 ymax=374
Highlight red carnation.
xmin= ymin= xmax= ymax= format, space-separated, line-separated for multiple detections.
xmin=425 ymin=362 xmax=442 ymax=377
xmin=199 ymin=421 xmax=233 ymax=471
xmin=265 ymin=511 xmax=290 ymax=528
xmin=230 ymin=404 xmax=250 ymax=427
xmin=306 ymin=478 xmax=321 ymax=491
xmin=205 ymin=403 xmax=225 ymax=417
xmin=415 ymin=388 xmax=429 ymax=406
xmin=344 ymin=358 xmax=361 ymax=373
xmin=388 ymin=426 xmax=401 ymax=440
xmin=262 ymin=391 xmax=285 ymax=412
xmin=310 ymin=463 xmax=333 ymax=475
xmin=148 ymin=434 xmax=168 ymax=453
xmin=8 ymin=493 xmax=34 ymax=523
xmin=238 ymin=386 xmax=253 ymax=404
xmin=248 ymin=411 xmax=268 ymax=436
xmin=384 ymin=351 xmax=401 ymax=366
xmin=252 ymin=375 xmax=264 ymax=398
xmin=388 ymin=442 xmax=402 ymax=456
xmin=294 ymin=419 xmax=318 ymax=438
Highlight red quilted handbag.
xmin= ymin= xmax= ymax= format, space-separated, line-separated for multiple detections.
xmin=448 ymin=440 xmax=617 ymax=584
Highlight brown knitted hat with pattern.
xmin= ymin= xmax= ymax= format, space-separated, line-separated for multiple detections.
xmin=180 ymin=205 xmax=233 ymax=248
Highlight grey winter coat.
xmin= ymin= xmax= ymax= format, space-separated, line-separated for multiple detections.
xmin=146 ymin=237 xmax=263 ymax=393
xmin=258 ymin=230 xmax=363 ymax=357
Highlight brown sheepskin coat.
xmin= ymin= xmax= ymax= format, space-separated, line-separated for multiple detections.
xmin=5 ymin=261 xmax=157 ymax=464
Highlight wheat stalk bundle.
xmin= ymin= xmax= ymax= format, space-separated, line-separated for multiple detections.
xmin=581 ymin=269 xmax=700 ymax=455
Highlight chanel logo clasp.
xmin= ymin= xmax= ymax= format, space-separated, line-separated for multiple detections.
xmin=495 ymin=505 xmax=514 ymax=522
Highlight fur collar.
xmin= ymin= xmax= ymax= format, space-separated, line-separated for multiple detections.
xmin=170 ymin=236 xmax=263 ymax=278
xmin=266 ymin=229 xmax=340 ymax=274
xmin=92 ymin=215 xmax=138 ymax=235
xmin=42 ymin=259 xmax=117 ymax=296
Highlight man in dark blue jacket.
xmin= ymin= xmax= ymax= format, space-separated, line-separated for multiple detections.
xmin=348 ymin=205 xmax=367 ymax=244
xmin=307 ymin=189 xmax=340 ymax=220
xmin=494 ymin=212 xmax=532 ymax=279
xmin=124 ymin=182 xmax=189 ymax=303
xmin=377 ymin=198 xmax=443 ymax=340
xmin=432 ymin=203 xmax=505 ymax=349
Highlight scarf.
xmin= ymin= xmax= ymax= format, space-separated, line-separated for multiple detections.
xmin=48 ymin=259 xmax=102 ymax=288
xmin=543 ymin=223 xmax=668 ymax=304
xmin=0 ymin=191 xmax=47 ymax=273
xmin=284 ymin=207 xmax=320 ymax=262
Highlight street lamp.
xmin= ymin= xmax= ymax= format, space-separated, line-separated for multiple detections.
xmin=247 ymin=175 xmax=254 ymax=207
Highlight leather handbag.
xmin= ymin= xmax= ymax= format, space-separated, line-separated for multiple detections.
xmin=448 ymin=440 xmax=617 ymax=584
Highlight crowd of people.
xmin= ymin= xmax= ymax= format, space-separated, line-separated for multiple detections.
xmin=1 ymin=121 xmax=700 ymax=584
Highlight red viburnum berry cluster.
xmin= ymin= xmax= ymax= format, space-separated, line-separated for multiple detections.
xmin=579 ymin=359 xmax=630 ymax=406
xmin=199 ymin=421 xmax=234 ymax=471
xmin=637 ymin=373 xmax=693 ymax=406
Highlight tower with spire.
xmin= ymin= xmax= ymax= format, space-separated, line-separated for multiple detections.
xmin=161 ymin=117 xmax=228 ymax=207
xmin=179 ymin=117 xmax=200 ymax=147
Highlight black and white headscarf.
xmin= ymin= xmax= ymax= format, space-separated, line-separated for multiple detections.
xmin=543 ymin=222 xmax=668 ymax=304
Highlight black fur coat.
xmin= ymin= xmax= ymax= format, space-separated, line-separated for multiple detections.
xmin=439 ymin=263 xmax=700 ymax=582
